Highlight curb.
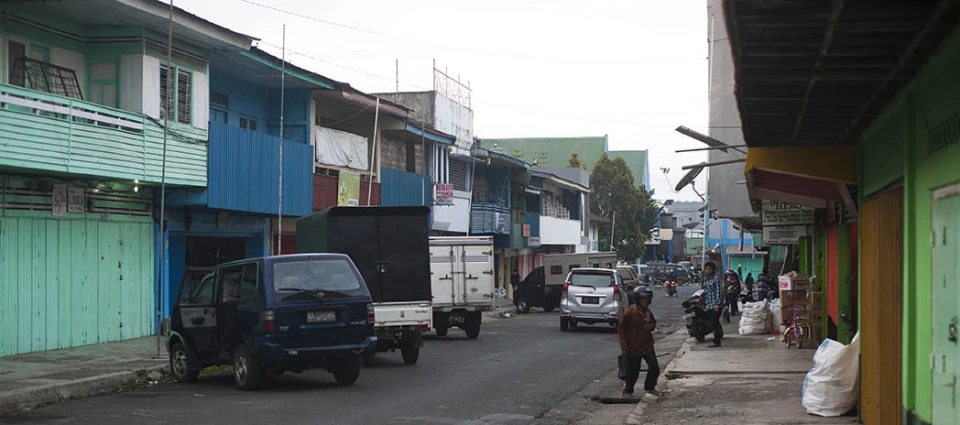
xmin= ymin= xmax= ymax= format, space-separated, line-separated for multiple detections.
xmin=0 ymin=363 xmax=168 ymax=416
xmin=624 ymin=333 xmax=695 ymax=425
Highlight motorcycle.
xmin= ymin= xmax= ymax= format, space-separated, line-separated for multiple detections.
xmin=681 ymin=289 xmax=717 ymax=342
xmin=665 ymin=280 xmax=678 ymax=297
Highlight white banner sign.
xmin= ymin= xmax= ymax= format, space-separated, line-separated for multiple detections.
xmin=68 ymin=188 xmax=85 ymax=213
xmin=314 ymin=126 xmax=369 ymax=171
xmin=762 ymin=225 xmax=807 ymax=244
xmin=761 ymin=200 xmax=815 ymax=226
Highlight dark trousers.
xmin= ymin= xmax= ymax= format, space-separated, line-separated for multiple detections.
xmin=707 ymin=308 xmax=724 ymax=345
xmin=726 ymin=293 xmax=739 ymax=315
xmin=624 ymin=351 xmax=661 ymax=394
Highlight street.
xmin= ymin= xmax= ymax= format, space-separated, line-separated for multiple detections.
xmin=1 ymin=286 xmax=695 ymax=425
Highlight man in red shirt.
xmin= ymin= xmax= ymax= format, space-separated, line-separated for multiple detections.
xmin=617 ymin=286 xmax=662 ymax=398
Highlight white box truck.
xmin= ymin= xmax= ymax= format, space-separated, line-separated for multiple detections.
xmin=429 ymin=236 xmax=495 ymax=338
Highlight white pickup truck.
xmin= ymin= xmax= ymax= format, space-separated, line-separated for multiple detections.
xmin=429 ymin=236 xmax=495 ymax=338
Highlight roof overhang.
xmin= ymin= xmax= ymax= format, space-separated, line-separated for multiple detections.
xmin=724 ymin=0 xmax=960 ymax=147
xmin=530 ymin=171 xmax=590 ymax=193
xmin=210 ymin=49 xmax=336 ymax=90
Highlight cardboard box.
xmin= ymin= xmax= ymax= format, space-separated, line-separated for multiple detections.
xmin=779 ymin=274 xmax=811 ymax=291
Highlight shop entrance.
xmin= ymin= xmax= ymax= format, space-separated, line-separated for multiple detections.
xmin=860 ymin=187 xmax=903 ymax=425
xmin=185 ymin=237 xmax=247 ymax=277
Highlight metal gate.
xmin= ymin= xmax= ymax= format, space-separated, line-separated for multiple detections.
xmin=860 ymin=187 xmax=903 ymax=425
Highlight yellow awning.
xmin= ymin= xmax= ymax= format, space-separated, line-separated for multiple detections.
xmin=744 ymin=146 xmax=858 ymax=185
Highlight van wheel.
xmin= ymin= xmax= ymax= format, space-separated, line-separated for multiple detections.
xmin=465 ymin=323 xmax=481 ymax=339
xmin=334 ymin=357 xmax=360 ymax=385
xmin=560 ymin=317 xmax=569 ymax=331
xmin=233 ymin=345 xmax=264 ymax=391
xmin=401 ymin=346 xmax=420 ymax=365
xmin=515 ymin=298 xmax=531 ymax=314
xmin=169 ymin=343 xmax=199 ymax=383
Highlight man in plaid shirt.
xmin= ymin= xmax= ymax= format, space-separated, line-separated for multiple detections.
xmin=702 ymin=262 xmax=724 ymax=347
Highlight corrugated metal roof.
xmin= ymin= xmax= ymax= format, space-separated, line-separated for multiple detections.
xmin=724 ymin=0 xmax=960 ymax=147
xmin=210 ymin=48 xmax=336 ymax=90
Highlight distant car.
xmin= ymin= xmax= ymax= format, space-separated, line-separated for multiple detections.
xmin=635 ymin=264 xmax=652 ymax=284
xmin=560 ymin=268 xmax=628 ymax=331
xmin=512 ymin=266 xmax=562 ymax=314
xmin=166 ymin=254 xmax=377 ymax=391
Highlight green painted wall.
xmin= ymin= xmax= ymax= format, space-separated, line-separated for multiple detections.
xmin=0 ymin=210 xmax=154 ymax=357
xmin=859 ymin=29 xmax=960 ymax=423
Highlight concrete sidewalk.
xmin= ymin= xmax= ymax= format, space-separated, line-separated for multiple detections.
xmin=0 ymin=337 xmax=168 ymax=415
xmin=625 ymin=319 xmax=859 ymax=425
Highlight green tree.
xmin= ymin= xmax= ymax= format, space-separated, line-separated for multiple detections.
xmin=511 ymin=149 xmax=525 ymax=159
xmin=590 ymin=153 xmax=661 ymax=262
xmin=567 ymin=152 xmax=587 ymax=169
xmin=537 ymin=151 xmax=550 ymax=167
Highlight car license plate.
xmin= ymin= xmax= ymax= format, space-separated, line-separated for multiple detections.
xmin=582 ymin=297 xmax=600 ymax=305
xmin=307 ymin=311 xmax=337 ymax=323
xmin=684 ymin=312 xmax=696 ymax=319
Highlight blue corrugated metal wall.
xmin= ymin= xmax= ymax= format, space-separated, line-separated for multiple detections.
xmin=207 ymin=122 xmax=313 ymax=216
xmin=381 ymin=167 xmax=428 ymax=206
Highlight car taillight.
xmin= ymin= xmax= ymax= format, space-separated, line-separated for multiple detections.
xmin=367 ymin=303 xmax=375 ymax=324
xmin=262 ymin=309 xmax=276 ymax=332
xmin=614 ymin=284 xmax=621 ymax=296
xmin=562 ymin=282 xmax=569 ymax=295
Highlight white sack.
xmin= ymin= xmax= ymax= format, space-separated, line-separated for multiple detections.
xmin=802 ymin=331 xmax=860 ymax=417
xmin=738 ymin=300 xmax=769 ymax=335
xmin=315 ymin=126 xmax=369 ymax=171
xmin=769 ymin=298 xmax=782 ymax=328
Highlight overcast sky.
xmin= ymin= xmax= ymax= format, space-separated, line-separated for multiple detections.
xmin=177 ymin=0 xmax=709 ymax=202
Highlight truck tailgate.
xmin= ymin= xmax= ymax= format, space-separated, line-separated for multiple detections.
xmin=373 ymin=301 xmax=432 ymax=327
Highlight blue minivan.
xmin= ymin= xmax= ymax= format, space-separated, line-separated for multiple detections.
xmin=166 ymin=254 xmax=377 ymax=390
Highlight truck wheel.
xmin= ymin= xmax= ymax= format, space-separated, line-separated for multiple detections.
xmin=169 ymin=342 xmax=199 ymax=383
xmin=543 ymin=303 xmax=556 ymax=313
xmin=515 ymin=297 xmax=531 ymax=314
xmin=233 ymin=345 xmax=264 ymax=391
xmin=435 ymin=326 xmax=448 ymax=337
xmin=401 ymin=346 xmax=420 ymax=365
xmin=465 ymin=323 xmax=481 ymax=339
xmin=333 ymin=356 xmax=360 ymax=386
xmin=560 ymin=317 xmax=569 ymax=331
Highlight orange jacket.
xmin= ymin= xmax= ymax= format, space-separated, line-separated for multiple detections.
xmin=617 ymin=305 xmax=657 ymax=356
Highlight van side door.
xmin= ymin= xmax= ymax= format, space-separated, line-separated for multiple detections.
xmin=178 ymin=272 xmax=219 ymax=356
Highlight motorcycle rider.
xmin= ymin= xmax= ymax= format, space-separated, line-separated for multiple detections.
xmin=618 ymin=286 xmax=661 ymax=398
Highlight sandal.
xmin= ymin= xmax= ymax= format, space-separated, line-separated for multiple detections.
xmin=708 ymin=343 xmax=721 ymax=348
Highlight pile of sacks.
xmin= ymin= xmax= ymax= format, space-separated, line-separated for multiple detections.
xmin=738 ymin=299 xmax=770 ymax=335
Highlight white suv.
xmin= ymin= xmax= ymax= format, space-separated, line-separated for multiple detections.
xmin=560 ymin=268 xmax=628 ymax=331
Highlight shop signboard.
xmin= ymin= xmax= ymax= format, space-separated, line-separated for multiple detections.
xmin=762 ymin=225 xmax=807 ymax=244
xmin=52 ymin=185 xmax=67 ymax=216
xmin=67 ymin=188 xmax=85 ymax=213
xmin=527 ymin=237 xmax=541 ymax=248
xmin=435 ymin=183 xmax=454 ymax=206
xmin=761 ymin=200 xmax=815 ymax=226
xmin=338 ymin=171 xmax=361 ymax=206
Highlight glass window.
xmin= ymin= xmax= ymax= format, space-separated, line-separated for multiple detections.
xmin=568 ymin=271 xmax=617 ymax=288
xmin=568 ymin=264 xmax=580 ymax=271
xmin=273 ymin=258 xmax=365 ymax=301
xmin=220 ymin=265 xmax=243 ymax=303
xmin=7 ymin=41 xmax=26 ymax=87
xmin=238 ymin=263 xmax=260 ymax=311
xmin=549 ymin=265 xmax=563 ymax=275
xmin=176 ymin=69 xmax=191 ymax=124
xmin=210 ymin=108 xmax=228 ymax=124
xmin=160 ymin=65 xmax=192 ymax=124
xmin=179 ymin=272 xmax=216 ymax=305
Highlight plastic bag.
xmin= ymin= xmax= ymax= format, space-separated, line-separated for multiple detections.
xmin=802 ymin=331 xmax=860 ymax=417
xmin=738 ymin=300 xmax=769 ymax=335
xmin=768 ymin=298 xmax=782 ymax=328
xmin=618 ymin=354 xmax=628 ymax=380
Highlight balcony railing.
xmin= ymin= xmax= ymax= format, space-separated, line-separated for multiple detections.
xmin=0 ymin=83 xmax=207 ymax=186
xmin=470 ymin=203 xmax=510 ymax=234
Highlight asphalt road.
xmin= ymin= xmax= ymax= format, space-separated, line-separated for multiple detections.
xmin=2 ymin=285 xmax=698 ymax=425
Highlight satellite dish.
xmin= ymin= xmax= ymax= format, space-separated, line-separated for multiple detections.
xmin=675 ymin=164 xmax=704 ymax=192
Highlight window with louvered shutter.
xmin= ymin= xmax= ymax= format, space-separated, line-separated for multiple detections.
xmin=177 ymin=70 xmax=191 ymax=124
xmin=159 ymin=66 xmax=170 ymax=119
xmin=450 ymin=159 xmax=468 ymax=191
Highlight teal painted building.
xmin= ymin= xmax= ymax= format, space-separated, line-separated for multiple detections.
xmin=0 ymin=1 xmax=254 ymax=357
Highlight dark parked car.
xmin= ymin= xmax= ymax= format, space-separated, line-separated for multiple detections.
xmin=512 ymin=266 xmax=561 ymax=313
xmin=166 ymin=254 xmax=377 ymax=391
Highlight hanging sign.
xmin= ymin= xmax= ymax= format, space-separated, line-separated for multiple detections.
xmin=527 ymin=237 xmax=541 ymax=248
xmin=338 ymin=171 xmax=361 ymax=206
xmin=761 ymin=200 xmax=815 ymax=226
xmin=435 ymin=183 xmax=454 ymax=206
xmin=762 ymin=225 xmax=807 ymax=244
xmin=67 ymin=188 xmax=85 ymax=213
xmin=52 ymin=184 xmax=67 ymax=216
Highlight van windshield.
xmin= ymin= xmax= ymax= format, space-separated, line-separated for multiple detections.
xmin=569 ymin=272 xmax=617 ymax=288
xmin=272 ymin=258 xmax=365 ymax=299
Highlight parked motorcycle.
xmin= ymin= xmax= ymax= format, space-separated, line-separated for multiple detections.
xmin=665 ymin=280 xmax=678 ymax=297
xmin=681 ymin=289 xmax=717 ymax=342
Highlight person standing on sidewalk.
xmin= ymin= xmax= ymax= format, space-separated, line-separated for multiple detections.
xmin=703 ymin=262 xmax=724 ymax=347
xmin=618 ymin=287 xmax=662 ymax=398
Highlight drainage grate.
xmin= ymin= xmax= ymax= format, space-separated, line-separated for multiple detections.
xmin=928 ymin=112 xmax=960 ymax=154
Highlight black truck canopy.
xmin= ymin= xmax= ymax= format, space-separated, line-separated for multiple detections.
xmin=296 ymin=206 xmax=432 ymax=303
